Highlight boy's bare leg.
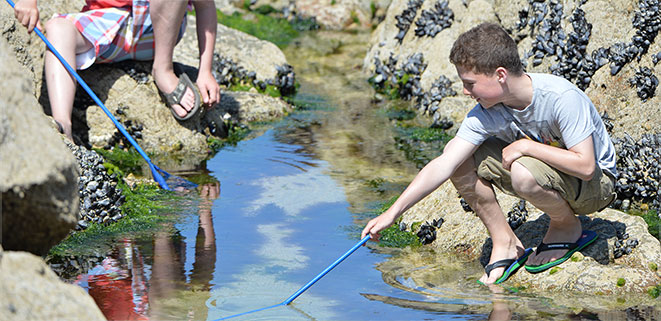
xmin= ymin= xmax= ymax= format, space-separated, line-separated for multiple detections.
xmin=43 ymin=17 xmax=93 ymax=141
xmin=509 ymin=161 xmax=582 ymax=266
xmin=451 ymin=157 xmax=525 ymax=284
xmin=150 ymin=0 xmax=197 ymax=118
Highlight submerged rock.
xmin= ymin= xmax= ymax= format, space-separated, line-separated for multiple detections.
xmin=0 ymin=246 xmax=105 ymax=321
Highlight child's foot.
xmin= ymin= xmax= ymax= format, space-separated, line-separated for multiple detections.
xmin=153 ymin=68 xmax=198 ymax=119
xmin=526 ymin=218 xmax=582 ymax=267
xmin=479 ymin=241 xmax=526 ymax=285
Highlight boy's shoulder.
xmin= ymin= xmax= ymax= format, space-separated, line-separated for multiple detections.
xmin=529 ymin=73 xmax=577 ymax=92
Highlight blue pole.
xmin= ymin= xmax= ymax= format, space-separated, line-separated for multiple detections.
xmin=283 ymin=235 xmax=371 ymax=304
xmin=6 ymin=0 xmax=172 ymax=190
xmin=213 ymin=235 xmax=371 ymax=320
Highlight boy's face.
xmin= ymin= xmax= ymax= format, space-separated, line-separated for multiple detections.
xmin=455 ymin=65 xmax=504 ymax=108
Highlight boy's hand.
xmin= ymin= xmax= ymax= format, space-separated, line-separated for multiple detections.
xmin=196 ymin=70 xmax=220 ymax=108
xmin=14 ymin=0 xmax=42 ymax=33
xmin=361 ymin=211 xmax=396 ymax=242
xmin=502 ymin=139 xmax=532 ymax=170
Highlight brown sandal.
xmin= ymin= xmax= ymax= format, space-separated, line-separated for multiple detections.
xmin=159 ymin=73 xmax=201 ymax=121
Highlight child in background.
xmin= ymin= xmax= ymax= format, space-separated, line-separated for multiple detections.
xmin=13 ymin=0 xmax=220 ymax=140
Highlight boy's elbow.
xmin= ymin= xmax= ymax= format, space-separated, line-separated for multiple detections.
xmin=580 ymin=163 xmax=596 ymax=181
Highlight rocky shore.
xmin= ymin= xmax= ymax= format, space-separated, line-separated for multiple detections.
xmin=1 ymin=0 xmax=661 ymax=319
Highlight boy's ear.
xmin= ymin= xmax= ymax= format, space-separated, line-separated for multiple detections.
xmin=495 ymin=67 xmax=508 ymax=84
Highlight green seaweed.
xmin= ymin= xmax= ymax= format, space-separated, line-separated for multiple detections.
xmin=366 ymin=196 xmax=421 ymax=248
xmin=617 ymin=278 xmax=626 ymax=287
xmin=648 ymin=285 xmax=661 ymax=298
xmin=649 ymin=262 xmax=658 ymax=271
xmin=94 ymin=146 xmax=145 ymax=176
xmin=378 ymin=224 xmax=421 ymax=248
xmin=216 ymin=10 xmax=299 ymax=47
xmin=48 ymin=183 xmax=182 ymax=257
xmin=626 ymin=207 xmax=659 ymax=241
xmin=549 ymin=267 xmax=560 ymax=275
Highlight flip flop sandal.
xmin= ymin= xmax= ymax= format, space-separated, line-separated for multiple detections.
xmin=477 ymin=248 xmax=533 ymax=285
xmin=525 ymin=230 xmax=598 ymax=274
xmin=159 ymin=73 xmax=201 ymax=121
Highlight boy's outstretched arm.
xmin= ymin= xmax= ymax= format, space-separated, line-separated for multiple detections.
xmin=192 ymin=0 xmax=220 ymax=107
xmin=13 ymin=0 xmax=42 ymax=33
xmin=361 ymin=137 xmax=478 ymax=241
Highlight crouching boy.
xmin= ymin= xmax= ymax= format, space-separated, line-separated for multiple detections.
xmin=362 ymin=22 xmax=616 ymax=285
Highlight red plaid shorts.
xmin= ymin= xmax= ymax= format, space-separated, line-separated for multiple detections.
xmin=56 ymin=0 xmax=188 ymax=69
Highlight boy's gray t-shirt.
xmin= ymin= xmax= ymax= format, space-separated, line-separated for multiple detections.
xmin=456 ymin=73 xmax=616 ymax=177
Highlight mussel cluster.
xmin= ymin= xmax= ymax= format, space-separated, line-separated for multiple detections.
xmin=121 ymin=65 xmax=150 ymax=84
xmin=611 ymin=133 xmax=661 ymax=214
xmin=613 ymin=228 xmax=640 ymax=259
xmin=281 ymin=1 xmax=320 ymax=31
xmin=394 ymin=0 xmax=424 ymax=43
xmin=460 ymin=197 xmax=473 ymax=212
xmin=421 ymin=75 xmax=457 ymax=126
xmin=273 ymin=64 xmax=297 ymax=96
xmin=103 ymin=105 xmax=144 ymax=149
xmin=519 ymin=1 xmax=600 ymax=90
xmin=372 ymin=52 xmax=458 ymax=126
xmin=211 ymin=54 xmax=297 ymax=97
xmin=507 ymin=199 xmax=529 ymax=230
xmin=65 ymin=140 xmax=126 ymax=230
xmin=371 ymin=52 xmax=427 ymax=101
xmin=629 ymin=66 xmax=659 ymax=101
xmin=606 ymin=0 xmax=660 ymax=77
xmin=518 ymin=0 xmax=660 ymax=94
xmin=652 ymin=52 xmax=661 ymax=65
xmin=416 ymin=218 xmax=444 ymax=245
xmin=414 ymin=0 xmax=453 ymax=38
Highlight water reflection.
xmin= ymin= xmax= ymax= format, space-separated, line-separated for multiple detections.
xmin=75 ymin=182 xmax=220 ymax=320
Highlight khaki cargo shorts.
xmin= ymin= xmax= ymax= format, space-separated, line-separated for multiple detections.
xmin=473 ymin=137 xmax=616 ymax=214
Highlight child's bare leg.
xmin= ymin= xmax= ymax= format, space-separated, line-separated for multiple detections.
xmin=509 ymin=161 xmax=582 ymax=266
xmin=150 ymin=0 xmax=196 ymax=118
xmin=451 ymin=157 xmax=525 ymax=284
xmin=43 ymin=17 xmax=93 ymax=140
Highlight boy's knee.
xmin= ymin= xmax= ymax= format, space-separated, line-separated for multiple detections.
xmin=510 ymin=161 xmax=539 ymax=196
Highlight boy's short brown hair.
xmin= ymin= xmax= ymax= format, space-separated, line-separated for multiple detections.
xmin=449 ymin=22 xmax=523 ymax=76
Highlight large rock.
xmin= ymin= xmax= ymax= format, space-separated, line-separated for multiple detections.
xmin=0 ymin=35 xmax=78 ymax=255
xmin=0 ymin=246 xmax=106 ymax=321
xmin=175 ymin=16 xmax=290 ymax=85
xmin=364 ymin=0 xmax=661 ymax=140
xmin=401 ymin=181 xmax=661 ymax=294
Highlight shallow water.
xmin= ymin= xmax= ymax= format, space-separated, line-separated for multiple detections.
xmin=67 ymin=30 xmax=660 ymax=320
